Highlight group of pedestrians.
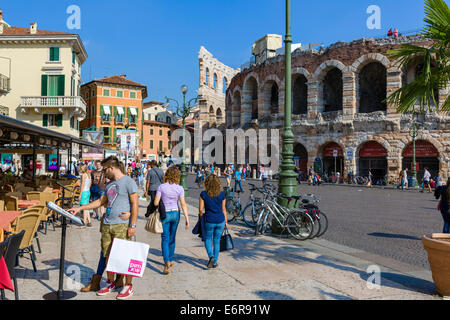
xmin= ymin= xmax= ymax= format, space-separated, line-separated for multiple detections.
xmin=70 ymin=156 xmax=228 ymax=300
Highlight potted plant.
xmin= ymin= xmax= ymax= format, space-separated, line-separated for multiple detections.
xmin=422 ymin=234 xmax=450 ymax=296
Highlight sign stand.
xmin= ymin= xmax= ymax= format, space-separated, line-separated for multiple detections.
xmin=43 ymin=201 xmax=84 ymax=300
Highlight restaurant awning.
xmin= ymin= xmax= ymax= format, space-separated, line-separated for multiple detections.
xmin=117 ymin=106 xmax=124 ymax=115
xmin=130 ymin=107 xmax=137 ymax=116
xmin=0 ymin=114 xmax=104 ymax=150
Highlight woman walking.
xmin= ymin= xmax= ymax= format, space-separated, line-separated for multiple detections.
xmin=154 ymin=166 xmax=190 ymax=275
xmin=79 ymin=164 xmax=92 ymax=228
xmin=199 ymin=175 xmax=227 ymax=268
xmin=435 ymin=178 xmax=450 ymax=233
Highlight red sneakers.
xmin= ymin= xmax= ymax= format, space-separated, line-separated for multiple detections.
xmin=96 ymin=281 xmax=116 ymax=296
xmin=116 ymin=284 xmax=134 ymax=300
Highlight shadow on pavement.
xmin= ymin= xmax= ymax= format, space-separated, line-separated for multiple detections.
xmin=367 ymin=233 xmax=421 ymax=241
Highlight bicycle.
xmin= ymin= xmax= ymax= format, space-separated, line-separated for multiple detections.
xmin=290 ymin=194 xmax=329 ymax=238
xmin=240 ymin=183 xmax=266 ymax=228
xmin=224 ymin=186 xmax=258 ymax=228
xmin=254 ymin=186 xmax=314 ymax=240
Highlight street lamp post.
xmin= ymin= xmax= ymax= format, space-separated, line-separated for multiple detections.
xmin=409 ymin=112 xmax=420 ymax=188
xmin=166 ymin=85 xmax=198 ymax=197
xmin=278 ymin=0 xmax=298 ymax=202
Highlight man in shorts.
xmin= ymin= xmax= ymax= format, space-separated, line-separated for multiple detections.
xmin=421 ymin=167 xmax=432 ymax=193
xmin=69 ymin=156 xmax=138 ymax=300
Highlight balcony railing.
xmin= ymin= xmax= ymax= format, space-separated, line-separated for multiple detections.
xmin=0 ymin=74 xmax=10 ymax=94
xmin=20 ymin=96 xmax=87 ymax=115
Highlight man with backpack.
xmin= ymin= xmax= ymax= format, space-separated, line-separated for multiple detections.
xmin=145 ymin=160 xmax=165 ymax=218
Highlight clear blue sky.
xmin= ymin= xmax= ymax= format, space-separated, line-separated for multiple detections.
xmin=2 ymin=0 xmax=427 ymax=103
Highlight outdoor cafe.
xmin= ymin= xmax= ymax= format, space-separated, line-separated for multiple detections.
xmin=0 ymin=114 xmax=103 ymax=299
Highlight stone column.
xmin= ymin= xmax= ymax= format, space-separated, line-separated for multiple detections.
xmin=307 ymin=80 xmax=320 ymax=120
xmin=386 ymin=67 xmax=402 ymax=115
xmin=342 ymin=70 xmax=356 ymax=118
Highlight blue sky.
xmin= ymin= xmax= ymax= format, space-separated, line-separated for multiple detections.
xmin=2 ymin=0 xmax=427 ymax=103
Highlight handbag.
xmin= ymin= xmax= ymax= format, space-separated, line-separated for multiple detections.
xmin=105 ymin=238 xmax=150 ymax=278
xmin=145 ymin=211 xmax=163 ymax=234
xmin=220 ymin=226 xmax=234 ymax=252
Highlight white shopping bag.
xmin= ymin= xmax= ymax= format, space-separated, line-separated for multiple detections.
xmin=105 ymin=238 xmax=150 ymax=278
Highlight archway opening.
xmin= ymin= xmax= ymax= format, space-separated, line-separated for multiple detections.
xmin=233 ymin=91 xmax=241 ymax=126
xmin=358 ymin=141 xmax=388 ymax=184
xmin=270 ymin=83 xmax=279 ymax=114
xmin=402 ymin=140 xmax=439 ymax=181
xmin=320 ymin=142 xmax=343 ymax=181
xmin=294 ymin=143 xmax=308 ymax=180
xmin=245 ymin=77 xmax=258 ymax=120
xmin=359 ymin=62 xmax=387 ymax=113
xmin=323 ymin=68 xmax=343 ymax=112
xmin=293 ymin=75 xmax=308 ymax=115
xmin=209 ymin=105 xmax=215 ymax=123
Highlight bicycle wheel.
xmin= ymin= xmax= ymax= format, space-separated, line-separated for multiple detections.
xmin=286 ymin=211 xmax=314 ymax=240
xmin=255 ymin=208 xmax=269 ymax=235
xmin=306 ymin=206 xmax=321 ymax=239
xmin=226 ymin=199 xmax=236 ymax=222
xmin=316 ymin=211 xmax=329 ymax=238
xmin=242 ymin=201 xmax=262 ymax=228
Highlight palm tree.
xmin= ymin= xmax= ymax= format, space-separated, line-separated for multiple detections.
xmin=387 ymin=0 xmax=449 ymax=114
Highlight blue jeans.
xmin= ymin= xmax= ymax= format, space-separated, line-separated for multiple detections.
xmin=204 ymin=221 xmax=225 ymax=265
xmin=234 ymin=180 xmax=243 ymax=192
xmin=441 ymin=211 xmax=450 ymax=233
xmin=161 ymin=210 xmax=180 ymax=264
xmin=96 ymin=251 xmax=107 ymax=275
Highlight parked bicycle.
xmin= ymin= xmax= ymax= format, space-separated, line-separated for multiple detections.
xmin=224 ymin=186 xmax=260 ymax=228
xmin=290 ymin=194 xmax=328 ymax=238
xmin=253 ymin=186 xmax=314 ymax=240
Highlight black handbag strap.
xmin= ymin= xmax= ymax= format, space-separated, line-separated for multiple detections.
xmin=222 ymin=226 xmax=230 ymax=236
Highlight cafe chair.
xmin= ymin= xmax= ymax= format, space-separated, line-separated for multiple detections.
xmin=4 ymin=196 xmax=19 ymax=211
xmin=6 ymin=192 xmax=22 ymax=200
xmin=22 ymin=207 xmax=44 ymax=254
xmin=1 ymin=230 xmax=25 ymax=300
xmin=16 ymin=187 xmax=34 ymax=195
xmin=12 ymin=213 xmax=40 ymax=273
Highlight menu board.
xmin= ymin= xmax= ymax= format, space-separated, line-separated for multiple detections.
xmin=47 ymin=202 xmax=84 ymax=227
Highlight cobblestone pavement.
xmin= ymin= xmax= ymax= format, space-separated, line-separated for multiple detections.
xmin=2 ymin=197 xmax=440 ymax=301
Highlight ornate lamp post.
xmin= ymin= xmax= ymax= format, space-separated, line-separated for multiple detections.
xmin=278 ymin=0 xmax=297 ymax=202
xmin=408 ymin=112 xmax=421 ymax=188
xmin=166 ymin=85 xmax=198 ymax=196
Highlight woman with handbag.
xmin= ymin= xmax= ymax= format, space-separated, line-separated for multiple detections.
xmin=199 ymin=174 xmax=228 ymax=269
xmin=154 ymin=166 xmax=190 ymax=275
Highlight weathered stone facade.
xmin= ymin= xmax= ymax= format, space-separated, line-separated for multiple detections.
xmin=226 ymin=35 xmax=450 ymax=181
xmin=198 ymin=46 xmax=239 ymax=127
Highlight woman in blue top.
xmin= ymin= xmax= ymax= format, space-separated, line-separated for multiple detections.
xmin=199 ymin=174 xmax=228 ymax=268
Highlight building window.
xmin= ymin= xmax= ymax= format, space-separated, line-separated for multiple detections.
xmin=103 ymin=127 xmax=111 ymax=143
xmin=150 ymin=128 xmax=154 ymax=135
xmin=92 ymin=89 xmax=95 ymax=97
xmin=150 ymin=140 xmax=154 ymax=149
xmin=130 ymin=92 xmax=136 ymax=99
xmin=166 ymin=116 xmax=171 ymax=124
xmin=168 ymin=131 xmax=171 ymax=138
xmin=168 ymin=141 xmax=171 ymax=150
xmin=117 ymin=91 xmax=123 ymax=98
xmin=70 ymin=116 xmax=75 ymax=129
xmin=85 ymin=91 xmax=89 ymax=99
xmin=72 ymin=51 xmax=76 ymax=65
xmin=42 ymin=75 xmax=65 ymax=96
xmin=159 ymin=129 xmax=163 ymax=136
xmin=159 ymin=140 xmax=163 ymax=151
xmin=43 ymin=114 xmax=63 ymax=127
xmin=49 ymin=47 xmax=60 ymax=62
xmin=103 ymin=89 xmax=110 ymax=97
xmin=91 ymin=105 xmax=95 ymax=118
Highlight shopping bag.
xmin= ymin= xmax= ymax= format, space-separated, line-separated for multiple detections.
xmin=145 ymin=212 xmax=163 ymax=234
xmin=220 ymin=226 xmax=234 ymax=252
xmin=105 ymin=238 xmax=150 ymax=278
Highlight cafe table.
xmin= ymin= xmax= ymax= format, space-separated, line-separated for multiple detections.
xmin=0 ymin=211 xmax=22 ymax=242
xmin=17 ymin=200 xmax=41 ymax=210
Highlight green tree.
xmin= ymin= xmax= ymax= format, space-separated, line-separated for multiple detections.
xmin=387 ymin=0 xmax=449 ymax=113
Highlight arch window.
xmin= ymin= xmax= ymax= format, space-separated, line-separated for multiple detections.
xmin=359 ymin=62 xmax=387 ymax=113
xmin=323 ymin=68 xmax=343 ymax=112
xmin=293 ymin=75 xmax=308 ymax=115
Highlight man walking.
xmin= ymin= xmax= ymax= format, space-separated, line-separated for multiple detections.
xmin=421 ymin=167 xmax=432 ymax=193
xmin=234 ymin=165 xmax=244 ymax=193
xmin=69 ymin=156 xmax=138 ymax=299
xmin=145 ymin=160 xmax=165 ymax=218
xmin=402 ymin=168 xmax=409 ymax=190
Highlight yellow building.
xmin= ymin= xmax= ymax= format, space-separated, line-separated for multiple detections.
xmin=0 ymin=9 xmax=87 ymax=136
xmin=0 ymin=9 xmax=87 ymax=172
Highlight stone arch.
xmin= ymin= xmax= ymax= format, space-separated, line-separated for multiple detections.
xmin=209 ymin=105 xmax=215 ymax=123
xmin=243 ymin=74 xmax=259 ymax=123
xmin=232 ymin=88 xmax=242 ymax=127
xmin=312 ymin=60 xmax=346 ymax=80
xmin=292 ymin=74 xmax=308 ymax=115
xmin=216 ymin=108 xmax=224 ymax=124
xmin=351 ymin=53 xmax=391 ymax=72
xmin=226 ymin=93 xmax=233 ymax=126
xmin=292 ymin=67 xmax=311 ymax=80
xmin=213 ymin=73 xmax=218 ymax=90
xmin=205 ymin=68 xmax=210 ymax=87
xmin=358 ymin=62 xmax=387 ymax=113
xmin=262 ymin=75 xmax=282 ymax=116
xmin=401 ymin=138 xmax=442 ymax=181
xmin=312 ymin=60 xmax=345 ymax=113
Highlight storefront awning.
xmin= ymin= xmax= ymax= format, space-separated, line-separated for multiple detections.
xmin=130 ymin=107 xmax=137 ymax=116
xmin=103 ymin=105 xmax=111 ymax=115
xmin=117 ymin=106 xmax=124 ymax=115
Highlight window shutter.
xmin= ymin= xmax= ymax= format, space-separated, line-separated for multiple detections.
xmin=57 ymin=114 xmax=63 ymax=127
xmin=43 ymin=114 xmax=48 ymax=127
xmin=57 ymin=75 xmax=65 ymax=96
xmin=127 ymin=107 xmax=130 ymax=119
xmin=70 ymin=77 xmax=74 ymax=96
xmin=113 ymin=127 xmax=117 ymax=143
xmin=100 ymin=105 xmax=104 ymax=117
xmin=41 ymin=75 xmax=48 ymax=96
xmin=54 ymin=47 xmax=60 ymax=61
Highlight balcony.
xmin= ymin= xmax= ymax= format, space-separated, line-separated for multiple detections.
xmin=20 ymin=96 xmax=87 ymax=117
xmin=0 ymin=74 xmax=10 ymax=94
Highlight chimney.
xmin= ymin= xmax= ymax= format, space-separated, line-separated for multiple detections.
xmin=120 ymin=75 xmax=126 ymax=78
xmin=30 ymin=22 xmax=37 ymax=34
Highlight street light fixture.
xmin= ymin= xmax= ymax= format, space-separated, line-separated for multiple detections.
xmin=408 ymin=111 xmax=421 ymax=188
xmin=278 ymin=0 xmax=298 ymax=203
xmin=166 ymin=85 xmax=198 ymax=196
